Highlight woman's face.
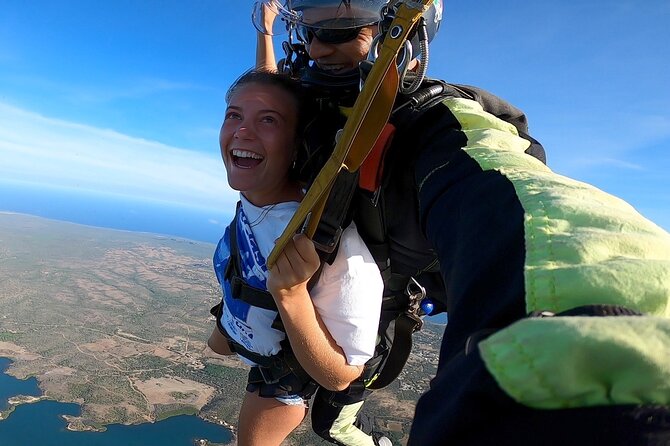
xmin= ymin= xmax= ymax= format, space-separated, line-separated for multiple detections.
xmin=219 ymin=82 xmax=301 ymax=206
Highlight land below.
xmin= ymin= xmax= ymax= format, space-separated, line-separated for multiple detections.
xmin=0 ymin=212 xmax=440 ymax=445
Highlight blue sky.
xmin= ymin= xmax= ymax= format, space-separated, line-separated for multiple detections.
xmin=1 ymin=1 xmax=669 ymax=230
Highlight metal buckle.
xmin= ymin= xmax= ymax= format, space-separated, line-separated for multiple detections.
xmin=405 ymin=277 xmax=426 ymax=331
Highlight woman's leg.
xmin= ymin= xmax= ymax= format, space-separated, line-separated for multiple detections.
xmin=237 ymin=389 xmax=308 ymax=446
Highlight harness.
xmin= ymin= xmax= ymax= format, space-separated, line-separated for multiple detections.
xmin=210 ymin=204 xmax=316 ymax=398
xmin=302 ymin=78 xmax=548 ymax=389
xmin=211 ymin=79 xmax=548 ymax=396
xmin=210 ymin=202 xmax=396 ymax=397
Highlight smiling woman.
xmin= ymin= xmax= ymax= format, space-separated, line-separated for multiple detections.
xmin=219 ymin=74 xmax=304 ymax=206
xmin=207 ymin=70 xmax=384 ymax=446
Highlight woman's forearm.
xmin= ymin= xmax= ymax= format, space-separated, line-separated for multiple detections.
xmin=267 ymin=234 xmax=363 ymax=390
xmin=256 ymin=32 xmax=277 ymax=72
xmin=274 ymin=286 xmax=363 ymax=391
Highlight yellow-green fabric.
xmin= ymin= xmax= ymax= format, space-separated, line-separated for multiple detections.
xmin=443 ymin=96 xmax=670 ymax=409
xmin=479 ymin=316 xmax=670 ymax=408
xmin=328 ymin=400 xmax=376 ymax=446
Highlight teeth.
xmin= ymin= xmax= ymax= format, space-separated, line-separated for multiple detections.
xmin=232 ymin=149 xmax=263 ymax=160
xmin=319 ymin=63 xmax=346 ymax=71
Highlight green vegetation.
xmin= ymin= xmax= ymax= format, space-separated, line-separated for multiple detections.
xmin=0 ymin=332 xmax=18 ymax=342
xmin=122 ymin=354 xmax=172 ymax=371
xmin=169 ymin=391 xmax=195 ymax=400
xmin=68 ymin=382 xmax=94 ymax=400
xmin=203 ymin=364 xmax=239 ymax=380
xmin=154 ymin=404 xmax=197 ymax=421
xmin=108 ymin=405 xmax=128 ymax=421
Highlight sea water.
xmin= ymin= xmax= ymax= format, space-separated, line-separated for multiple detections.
xmin=0 ymin=358 xmax=232 ymax=446
xmin=0 ymin=181 xmax=232 ymax=244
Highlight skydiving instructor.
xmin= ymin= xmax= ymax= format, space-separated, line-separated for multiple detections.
xmin=251 ymin=1 xmax=670 ymax=445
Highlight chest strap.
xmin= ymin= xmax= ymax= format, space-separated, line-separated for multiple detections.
xmin=214 ymin=206 xmax=313 ymax=392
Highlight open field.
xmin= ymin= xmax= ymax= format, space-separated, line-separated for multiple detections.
xmin=0 ymin=212 xmax=440 ymax=444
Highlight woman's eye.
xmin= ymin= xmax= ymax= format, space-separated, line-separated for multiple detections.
xmin=224 ymin=111 xmax=241 ymax=120
xmin=261 ymin=115 xmax=276 ymax=124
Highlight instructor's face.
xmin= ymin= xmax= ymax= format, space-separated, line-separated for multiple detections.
xmin=305 ymin=26 xmax=375 ymax=74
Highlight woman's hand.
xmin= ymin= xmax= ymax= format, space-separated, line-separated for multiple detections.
xmin=267 ymin=233 xmax=320 ymax=301
xmin=207 ymin=327 xmax=234 ymax=355
xmin=262 ymin=0 xmax=279 ymax=34
xmin=255 ymin=0 xmax=280 ymax=71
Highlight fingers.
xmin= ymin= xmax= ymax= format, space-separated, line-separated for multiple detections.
xmin=268 ymin=234 xmax=320 ymax=289
xmin=292 ymin=233 xmax=319 ymax=266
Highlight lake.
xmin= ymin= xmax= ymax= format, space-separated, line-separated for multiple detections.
xmin=0 ymin=358 xmax=232 ymax=446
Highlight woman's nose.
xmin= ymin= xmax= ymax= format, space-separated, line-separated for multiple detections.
xmin=234 ymin=122 xmax=254 ymax=139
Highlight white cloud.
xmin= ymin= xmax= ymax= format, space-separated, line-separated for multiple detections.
xmin=571 ymin=157 xmax=644 ymax=170
xmin=68 ymin=77 xmax=208 ymax=104
xmin=0 ymin=101 xmax=238 ymax=210
xmin=535 ymin=109 xmax=670 ymax=175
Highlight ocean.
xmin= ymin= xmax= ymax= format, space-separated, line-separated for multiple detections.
xmin=0 ymin=358 xmax=232 ymax=445
xmin=0 ymin=181 xmax=233 ymax=245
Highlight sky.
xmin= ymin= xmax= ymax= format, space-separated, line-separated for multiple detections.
xmin=1 ymin=0 xmax=669 ymax=231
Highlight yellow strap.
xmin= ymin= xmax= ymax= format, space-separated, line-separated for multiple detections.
xmin=267 ymin=0 xmax=432 ymax=268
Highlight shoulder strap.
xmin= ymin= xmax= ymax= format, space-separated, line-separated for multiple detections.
xmin=226 ymin=204 xmax=278 ymax=311
xmin=222 ymin=203 xmax=319 ymax=386
xmin=366 ymin=312 xmax=421 ymax=389
xmin=213 ymin=211 xmax=312 ymax=388
xmin=310 ymin=169 xmax=359 ymax=264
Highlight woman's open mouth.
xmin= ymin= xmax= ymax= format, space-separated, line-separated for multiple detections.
xmin=231 ymin=149 xmax=263 ymax=169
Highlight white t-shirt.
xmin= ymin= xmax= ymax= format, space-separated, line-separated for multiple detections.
xmin=217 ymin=195 xmax=383 ymax=366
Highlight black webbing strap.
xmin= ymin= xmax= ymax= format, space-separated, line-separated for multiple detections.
xmin=367 ymin=312 xmax=420 ymax=390
xmin=311 ymin=169 xmax=359 ymax=262
xmin=229 ymin=276 xmax=277 ymax=311
xmin=528 ymin=304 xmax=643 ymax=318
xmin=226 ymin=204 xmax=278 ymax=311
xmin=246 ymin=338 xmax=314 ymax=388
xmin=210 ymin=302 xmax=309 ymax=386
xmin=223 ymin=203 xmax=242 ymax=283
xmin=463 ymin=304 xmax=644 ymax=356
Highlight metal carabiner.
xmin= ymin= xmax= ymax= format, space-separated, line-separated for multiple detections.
xmin=363 ymin=37 xmax=411 ymax=91
xmin=405 ymin=277 xmax=427 ymax=330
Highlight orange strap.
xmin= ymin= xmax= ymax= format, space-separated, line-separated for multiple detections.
xmin=358 ymin=122 xmax=396 ymax=193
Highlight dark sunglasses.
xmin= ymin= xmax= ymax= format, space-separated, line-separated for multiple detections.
xmin=296 ymin=25 xmax=363 ymax=44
